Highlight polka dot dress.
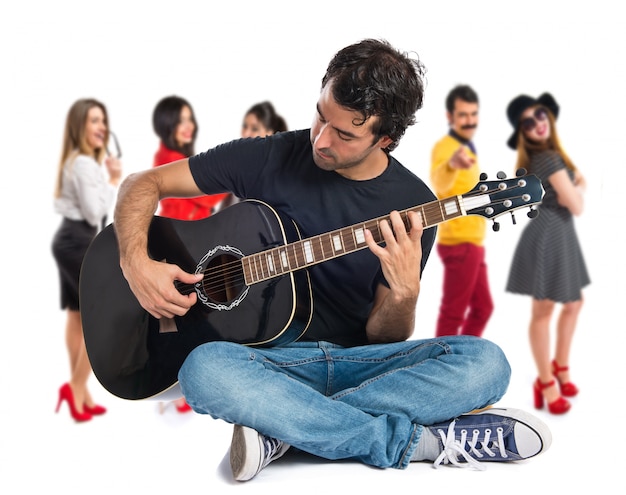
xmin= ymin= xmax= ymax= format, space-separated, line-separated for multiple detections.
xmin=506 ymin=151 xmax=590 ymax=302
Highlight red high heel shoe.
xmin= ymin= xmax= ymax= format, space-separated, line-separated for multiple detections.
xmin=84 ymin=403 xmax=107 ymax=416
xmin=55 ymin=383 xmax=92 ymax=422
xmin=552 ymin=360 xmax=579 ymax=397
xmin=175 ymin=400 xmax=192 ymax=413
xmin=534 ymin=378 xmax=571 ymax=414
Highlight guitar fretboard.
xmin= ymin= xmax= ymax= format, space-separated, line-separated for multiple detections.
xmin=241 ymin=192 xmax=489 ymax=285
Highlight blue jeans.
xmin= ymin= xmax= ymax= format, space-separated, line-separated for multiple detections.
xmin=179 ymin=336 xmax=510 ymax=469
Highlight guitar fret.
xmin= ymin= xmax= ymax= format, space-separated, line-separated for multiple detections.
xmin=372 ymin=220 xmax=382 ymax=243
xmin=424 ymin=202 xmax=443 ymax=226
xmin=289 ymin=244 xmax=298 ymax=270
xmin=268 ymin=249 xmax=278 ymax=274
xmin=332 ymin=233 xmax=343 ymax=253
xmin=296 ymin=240 xmax=306 ymax=267
xmin=322 ymin=235 xmax=332 ymax=259
xmin=416 ymin=208 xmax=425 ymax=227
xmin=302 ymin=240 xmax=314 ymax=264
xmin=266 ymin=252 xmax=275 ymax=275
xmin=337 ymin=229 xmax=352 ymax=254
xmin=442 ymin=198 xmax=459 ymax=216
xmin=259 ymin=254 xmax=269 ymax=278
xmin=252 ymin=255 xmax=260 ymax=282
xmin=273 ymin=249 xmax=282 ymax=274
xmin=349 ymin=228 xmax=356 ymax=251
xmin=291 ymin=245 xmax=298 ymax=268
xmin=320 ymin=233 xmax=333 ymax=259
xmin=437 ymin=199 xmax=445 ymax=222
xmin=257 ymin=253 xmax=266 ymax=279
xmin=312 ymin=237 xmax=323 ymax=264
xmin=279 ymin=248 xmax=289 ymax=271
xmin=350 ymin=227 xmax=359 ymax=249
xmin=242 ymin=258 xmax=251 ymax=283
xmin=255 ymin=253 xmax=263 ymax=279
xmin=354 ymin=226 xmax=366 ymax=246
xmin=238 ymin=175 xmax=540 ymax=286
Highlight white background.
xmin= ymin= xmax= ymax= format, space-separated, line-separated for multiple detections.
xmin=1 ymin=1 xmax=623 ymax=493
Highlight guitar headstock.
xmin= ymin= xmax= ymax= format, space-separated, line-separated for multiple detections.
xmin=462 ymin=170 xmax=544 ymax=230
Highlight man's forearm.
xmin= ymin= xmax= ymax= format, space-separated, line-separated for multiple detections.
xmin=114 ymin=171 xmax=160 ymax=265
xmin=366 ymin=292 xmax=418 ymax=343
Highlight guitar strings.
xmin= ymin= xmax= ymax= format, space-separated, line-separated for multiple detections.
xmin=175 ymin=183 xmax=529 ymax=297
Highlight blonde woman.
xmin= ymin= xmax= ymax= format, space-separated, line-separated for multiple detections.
xmin=505 ymin=93 xmax=589 ymax=415
xmin=52 ymin=98 xmax=122 ymax=422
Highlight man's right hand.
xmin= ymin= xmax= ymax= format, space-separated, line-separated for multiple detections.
xmin=448 ymin=145 xmax=475 ymax=170
xmin=120 ymin=256 xmax=203 ymax=319
xmin=113 ymin=160 xmax=206 ymax=319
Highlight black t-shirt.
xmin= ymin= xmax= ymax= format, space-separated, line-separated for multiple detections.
xmin=189 ymin=129 xmax=437 ymax=346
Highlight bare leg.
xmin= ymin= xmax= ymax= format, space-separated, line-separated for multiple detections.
xmin=553 ymin=298 xmax=583 ymax=384
xmin=529 ymin=299 xmax=560 ymax=403
xmin=65 ymin=309 xmax=93 ymax=412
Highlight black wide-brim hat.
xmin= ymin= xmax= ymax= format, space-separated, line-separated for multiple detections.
xmin=506 ymin=92 xmax=559 ymax=149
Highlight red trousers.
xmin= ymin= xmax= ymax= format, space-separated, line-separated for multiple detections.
xmin=435 ymin=243 xmax=493 ymax=337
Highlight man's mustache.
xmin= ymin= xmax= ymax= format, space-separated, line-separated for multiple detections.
xmin=461 ymin=124 xmax=477 ymax=130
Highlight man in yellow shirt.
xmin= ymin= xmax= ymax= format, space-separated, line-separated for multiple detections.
xmin=430 ymin=85 xmax=493 ymax=337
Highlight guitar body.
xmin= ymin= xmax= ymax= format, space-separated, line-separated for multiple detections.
xmin=80 ymin=173 xmax=544 ymax=402
xmin=80 ymin=200 xmax=313 ymax=401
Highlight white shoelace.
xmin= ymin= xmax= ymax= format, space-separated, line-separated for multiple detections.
xmin=432 ymin=420 xmax=508 ymax=470
xmin=261 ymin=437 xmax=285 ymax=468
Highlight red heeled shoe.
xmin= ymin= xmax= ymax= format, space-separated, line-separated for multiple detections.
xmin=55 ymin=383 xmax=92 ymax=422
xmin=534 ymin=378 xmax=571 ymax=414
xmin=175 ymin=401 xmax=192 ymax=413
xmin=552 ymin=360 xmax=579 ymax=397
xmin=84 ymin=403 xmax=107 ymax=415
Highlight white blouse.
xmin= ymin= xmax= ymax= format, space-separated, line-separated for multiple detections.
xmin=54 ymin=153 xmax=116 ymax=228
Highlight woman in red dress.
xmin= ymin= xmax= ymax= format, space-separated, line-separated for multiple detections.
xmin=152 ymin=95 xmax=227 ymax=412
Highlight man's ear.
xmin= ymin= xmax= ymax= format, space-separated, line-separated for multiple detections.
xmin=446 ymin=111 xmax=453 ymax=126
xmin=377 ymin=135 xmax=393 ymax=149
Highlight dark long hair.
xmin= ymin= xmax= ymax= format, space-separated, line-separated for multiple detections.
xmin=152 ymin=95 xmax=197 ymax=156
xmin=321 ymin=39 xmax=426 ymax=152
xmin=245 ymin=101 xmax=287 ymax=133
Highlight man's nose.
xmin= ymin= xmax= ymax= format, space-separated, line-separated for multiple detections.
xmin=314 ymin=123 xmax=331 ymax=148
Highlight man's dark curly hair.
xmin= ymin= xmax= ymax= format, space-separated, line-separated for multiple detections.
xmin=321 ymin=39 xmax=426 ymax=152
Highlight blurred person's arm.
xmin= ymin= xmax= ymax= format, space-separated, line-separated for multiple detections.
xmin=430 ymin=140 xmax=474 ymax=197
xmin=550 ymin=169 xmax=585 ymax=216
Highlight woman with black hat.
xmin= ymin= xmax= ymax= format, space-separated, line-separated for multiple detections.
xmin=505 ymin=93 xmax=590 ymax=415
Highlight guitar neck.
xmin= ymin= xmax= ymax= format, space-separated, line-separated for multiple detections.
xmin=242 ymin=193 xmax=486 ymax=285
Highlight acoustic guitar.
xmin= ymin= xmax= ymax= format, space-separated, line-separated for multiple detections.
xmin=79 ymin=172 xmax=543 ymax=401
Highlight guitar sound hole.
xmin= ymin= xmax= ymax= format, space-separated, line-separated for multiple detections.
xmin=202 ymin=253 xmax=246 ymax=304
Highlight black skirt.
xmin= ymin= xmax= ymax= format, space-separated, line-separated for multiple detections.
xmin=51 ymin=218 xmax=97 ymax=310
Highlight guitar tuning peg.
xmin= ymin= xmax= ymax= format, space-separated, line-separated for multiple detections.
xmin=516 ymin=168 xmax=527 ymax=177
xmin=496 ymin=171 xmax=507 ymax=179
xmin=480 ymin=172 xmax=488 ymax=180
xmin=492 ymin=221 xmax=500 ymax=232
xmin=527 ymin=207 xmax=539 ymax=219
xmin=510 ymin=212 xmax=517 ymax=225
